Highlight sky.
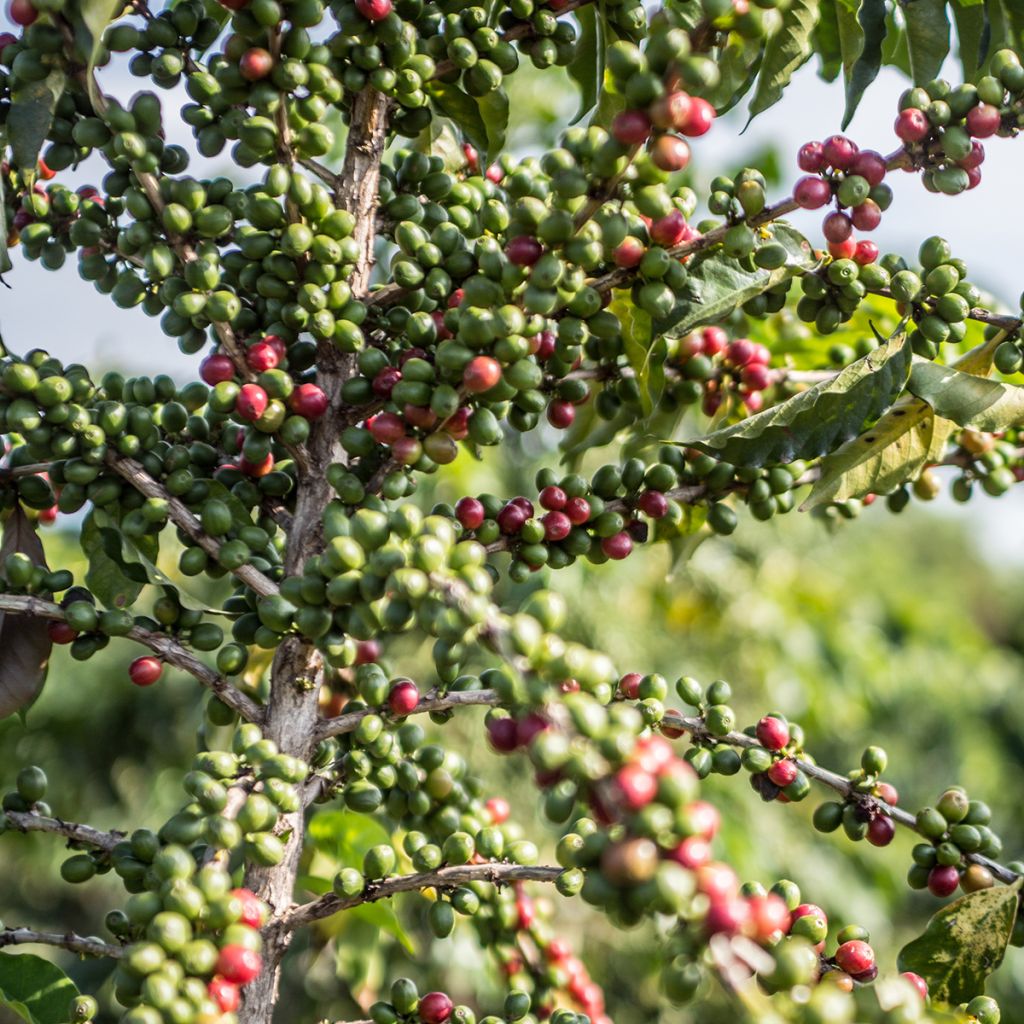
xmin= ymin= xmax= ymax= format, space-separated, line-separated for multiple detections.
xmin=1 ymin=23 xmax=1022 ymax=557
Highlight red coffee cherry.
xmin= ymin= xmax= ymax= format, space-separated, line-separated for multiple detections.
xmin=794 ymin=176 xmax=832 ymax=210
xmin=651 ymin=135 xmax=691 ymax=172
xmin=853 ymin=240 xmax=879 ymax=265
xmin=835 ymin=940 xmax=875 ymax=976
xmin=236 ymin=383 xmax=269 ymax=421
xmin=8 ymin=0 xmax=38 ymax=25
xmin=895 ymin=108 xmax=930 ymax=142
xmin=748 ymin=894 xmax=791 ymax=942
xmin=505 ymin=235 xmax=543 ymax=266
xmin=669 ymin=835 xmax=711 ymax=869
xmin=618 ymin=672 xmax=643 ymax=699
xmin=129 ymin=657 xmax=163 ymax=687
xmin=208 ymin=979 xmax=240 ymax=1013
xmin=239 ymin=47 xmax=274 ymax=81
xmin=541 ymin=510 xmax=571 ymax=542
xmin=601 ymin=531 xmax=633 ymax=560
xmin=828 ymin=237 xmax=858 ymax=260
xmin=704 ymin=896 xmax=751 ymax=936
xmin=849 ymin=149 xmax=888 ymax=185
xmin=289 ymin=383 xmax=328 ymax=419
xmin=966 ymin=103 xmax=1001 ymax=138
xmin=539 ymin=485 xmax=567 ymax=511
xmin=388 ymin=679 xmax=420 ymax=717
xmin=755 ymin=715 xmax=790 ymax=750
xmin=822 ymin=211 xmax=853 ymax=243
xmin=615 ymin=763 xmax=657 ymax=809
xmin=850 ymin=199 xmax=881 ymax=232
xmin=246 ymin=340 xmax=280 ymax=372
xmin=680 ymin=96 xmax=715 ymax=137
xmin=900 ymin=972 xmax=929 ymax=1000
xmin=455 ymin=496 xmax=485 ymax=530
xmin=487 ymin=717 xmax=519 ymax=753
xmin=355 ymin=0 xmax=392 ymax=20
xmin=47 ymin=621 xmax=78 ymax=644
xmin=927 ymin=865 xmax=960 ymax=897
xmin=867 ymin=814 xmax=895 ymax=847
xmin=497 ymin=502 xmax=529 ymax=535
xmin=485 ymin=797 xmax=510 ymax=824
xmin=637 ymin=490 xmax=668 ymax=518
xmin=649 ymin=91 xmax=693 ymax=131
xmin=767 ymin=758 xmax=798 ymax=787
xmin=200 ymin=353 xmax=235 ymax=385
xmin=216 ymin=946 xmax=262 ymax=985
xmin=613 ymin=236 xmax=646 ymax=268
xmin=230 ymin=888 xmax=264 ymax=928
xmin=564 ymin=497 xmax=591 ymax=525
xmin=369 ymin=412 xmax=405 ymax=445
xmin=611 ymin=109 xmax=652 ymax=145
xmin=822 ymin=134 xmax=858 ymax=169
xmin=547 ymin=399 xmax=576 ymax=429
xmin=650 ymin=210 xmax=688 ymax=247
xmin=797 ymin=141 xmax=826 ymax=172
xmin=874 ymin=781 xmax=899 ymax=805
xmin=463 ymin=355 xmax=502 ymax=393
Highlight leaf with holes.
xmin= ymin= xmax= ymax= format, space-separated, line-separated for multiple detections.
xmin=906 ymin=0 xmax=952 ymax=83
xmin=908 ymin=357 xmax=1024 ymax=430
xmin=898 ymin=880 xmax=1021 ymax=1003
xmin=680 ymin=326 xmax=910 ymax=468
xmin=0 ymin=953 xmax=79 ymax=1024
xmin=9 ymin=71 xmax=66 ymax=176
xmin=842 ymin=0 xmax=887 ymax=127
xmin=748 ymin=0 xmax=821 ymax=118
xmin=658 ymin=223 xmax=816 ymax=338
xmin=0 ymin=508 xmax=52 ymax=721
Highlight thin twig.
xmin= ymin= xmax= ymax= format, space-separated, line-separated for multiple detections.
xmin=3 ymin=810 xmax=124 ymax=852
xmin=0 ymin=927 xmax=122 ymax=958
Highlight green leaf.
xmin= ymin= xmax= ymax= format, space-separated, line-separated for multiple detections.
xmin=747 ymin=0 xmax=821 ymax=118
xmin=428 ymin=83 xmax=488 ymax=156
xmin=907 ymin=357 xmax=1024 ymax=430
xmin=609 ymin=297 xmax=656 ymax=416
xmin=898 ymin=880 xmax=1022 ymax=1003
xmin=657 ymin=222 xmax=816 ymax=337
xmin=814 ymin=0 xmax=844 ymax=81
xmin=682 ymin=326 xmax=911 ymax=468
xmin=0 ymin=953 xmax=79 ymax=1024
xmin=0 ymin=508 xmax=52 ymax=721
xmin=82 ymin=510 xmax=145 ymax=609
xmin=802 ymin=394 xmax=949 ymax=507
xmin=348 ymin=901 xmax=416 ymax=955
xmin=952 ymin=0 xmax=989 ymax=78
xmin=905 ymin=0 xmax=952 ymax=83
xmin=8 ymin=71 xmax=66 ymax=176
xmin=68 ymin=0 xmax=122 ymax=107
xmin=567 ymin=4 xmax=603 ymax=123
xmin=706 ymin=35 xmax=764 ymax=113
xmin=477 ymin=89 xmax=509 ymax=163
xmin=842 ymin=0 xmax=887 ymax=128
xmin=308 ymin=810 xmax=391 ymax=865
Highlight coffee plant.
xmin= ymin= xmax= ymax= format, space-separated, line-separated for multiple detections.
xmin=2 ymin=0 xmax=1024 ymax=1022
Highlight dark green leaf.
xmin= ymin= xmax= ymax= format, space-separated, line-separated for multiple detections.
xmin=952 ymin=0 xmax=988 ymax=77
xmin=477 ymin=89 xmax=509 ymax=163
xmin=706 ymin=35 xmax=764 ymax=113
xmin=907 ymin=356 xmax=1024 ymax=430
xmin=8 ymin=71 xmax=66 ymax=176
xmin=747 ymin=0 xmax=821 ymax=118
xmin=814 ymin=0 xmax=844 ymax=81
xmin=567 ymin=4 xmax=603 ymax=123
xmin=428 ymin=83 xmax=489 ymax=156
xmin=898 ymin=880 xmax=1021 ymax=1003
xmin=0 ymin=508 xmax=52 ymax=721
xmin=882 ymin=5 xmax=912 ymax=75
xmin=842 ymin=0 xmax=886 ymax=128
xmin=905 ymin=0 xmax=952 ymax=83
xmin=82 ymin=509 xmax=145 ymax=609
xmin=0 ymin=953 xmax=79 ymax=1024
xmin=68 ymin=0 xmax=122 ymax=107
xmin=610 ymin=297 xmax=656 ymax=416
xmin=681 ymin=326 xmax=911 ymax=468
xmin=657 ymin=222 xmax=816 ymax=337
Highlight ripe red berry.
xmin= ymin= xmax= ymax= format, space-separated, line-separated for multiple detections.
xmin=0 ymin=32 xmax=18 ymax=51
xmin=615 ymin=763 xmax=657 ymax=810
xmin=216 ymin=945 xmax=262 ymax=985
xmin=516 ymin=712 xmax=549 ymax=748
xmin=541 ymin=510 xmax=571 ymax=542
xmin=564 ymin=497 xmax=591 ymax=525
xmin=487 ymin=717 xmax=519 ymax=753
xmin=867 ymin=814 xmax=895 ymax=847
xmin=822 ymin=210 xmax=853 ymax=243
xmin=239 ymin=453 xmax=274 ymax=477
xmin=404 ymin=404 xmax=438 ymax=430
xmin=8 ymin=0 xmax=38 ymax=25
xmin=388 ymin=679 xmax=420 ymax=717
xmin=355 ymin=640 xmax=380 ymax=665
xmin=391 ymin=436 xmax=422 ymax=465
xmin=828 ymin=238 xmax=858 ymax=260
xmin=900 ymin=972 xmax=928 ymax=1000
xmin=533 ymin=330 xmax=556 ymax=360
xmin=372 ymin=366 xmax=401 ymax=398
xmin=748 ymin=894 xmax=791 ymax=942
xmin=794 ymin=176 xmax=832 ymax=210
xmin=129 ymin=657 xmax=163 ymax=687
xmin=927 ymin=864 xmax=960 ymax=897
xmin=650 ymin=210 xmax=688 ymax=247
xmin=849 ymin=149 xmax=887 ymax=186
xmin=966 ymin=167 xmax=982 ymax=190
xmin=618 ymin=672 xmax=643 ymax=699
xmin=486 ymin=797 xmax=510 ymax=824
xmin=47 ymin=621 xmax=78 ymax=645
xmin=767 ymin=758 xmax=798 ymax=787
xmin=704 ymin=897 xmax=751 ymax=936
xmin=239 ymin=47 xmax=274 ymax=81
xmin=236 ymin=383 xmax=268 ymax=422
xmin=245 ymin=340 xmax=280 ymax=372
xmin=790 ymin=903 xmax=827 ymax=929
xmin=539 ymin=485 xmax=567 ymax=511
xmin=755 ymin=715 xmax=790 ymax=750
xmin=547 ymin=399 xmax=575 ymax=429
xmin=727 ymin=338 xmax=756 ymax=366
xmin=874 ymin=781 xmax=899 ymax=805
xmin=797 ymin=141 xmax=826 ymax=172
xmin=613 ymin=236 xmax=646 ymax=268
xmin=455 ymin=496 xmax=486 ymax=530
xmin=651 ymin=134 xmax=691 ymax=172
xmin=822 ymin=134 xmax=858 ymax=170
xmin=835 ymin=940 xmax=875 ymax=976
xmin=850 ymin=199 xmax=881 ymax=232
xmin=686 ymin=799 xmax=720 ymax=840
xmin=290 ymin=383 xmax=328 ymax=419
xmin=637 ymin=490 xmax=668 ymax=518
xmin=741 ymin=363 xmax=772 ymax=392
xmin=230 ymin=888 xmax=264 ymax=928
xmin=200 ymin=353 xmax=235 ymax=385
xmin=853 ymin=240 xmax=879 ymax=265
xmin=966 ymin=102 xmax=1001 ymax=138
xmin=650 ymin=91 xmax=694 ymax=131
xmin=669 ymin=835 xmax=711 ymax=869
xmin=463 ymin=355 xmax=502 ymax=393
xmin=601 ymin=531 xmax=633 ymax=560
xmin=497 ymin=502 xmax=529 ymax=535
xmin=505 ymin=235 xmax=543 ymax=266
xmin=208 ymin=978 xmax=240 ymax=1013
xmin=959 ymin=140 xmax=985 ymax=169
xmin=355 ymin=0 xmax=392 ymax=20
xmin=895 ymin=107 xmax=931 ymax=143
xmin=611 ymin=109 xmax=652 ymax=145
xmin=702 ymin=326 xmax=728 ymax=355
xmin=368 ymin=412 xmax=405 ymax=445
xmin=680 ymin=96 xmax=715 ymax=137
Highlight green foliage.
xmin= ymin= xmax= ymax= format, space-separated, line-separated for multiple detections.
xmin=0 ymin=953 xmax=79 ymax=1024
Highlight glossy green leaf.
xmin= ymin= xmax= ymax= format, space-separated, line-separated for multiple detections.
xmin=610 ymin=297 xmax=656 ymax=416
xmin=428 ymin=83 xmax=489 ymax=157
xmin=707 ymin=35 xmax=764 ymax=113
xmin=952 ymin=1 xmax=988 ymax=79
xmin=0 ymin=953 xmax=78 ymax=1024
xmin=68 ymin=0 xmax=122 ymax=107
xmin=0 ymin=509 xmax=52 ymax=721
xmin=82 ymin=510 xmax=144 ymax=609
xmin=906 ymin=0 xmax=952 ymax=84
xmin=308 ymin=809 xmax=392 ymax=864
xmin=658 ymin=223 xmax=816 ymax=337
xmin=908 ymin=357 xmax=1024 ymax=430
xmin=814 ymin=0 xmax=844 ymax=82
xmin=478 ymin=89 xmax=509 ymax=163
xmin=682 ymin=327 xmax=911 ymax=468
xmin=882 ymin=5 xmax=912 ymax=75
xmin=842 ymin=0 xmax=887 ymax=128
xmin=748 ymin=0 xmax=821 ymax=118
xmin=898 ymin=880 xmax=1022 ymax=1003
xmin=567 ymin=4 xmax=603 ymax=123
xmin=8 ymin=71 xmax=66 ymax=176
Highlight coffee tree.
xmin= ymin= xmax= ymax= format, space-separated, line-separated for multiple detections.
xmin=1 ymin=0 xmax=1024 ymax=1021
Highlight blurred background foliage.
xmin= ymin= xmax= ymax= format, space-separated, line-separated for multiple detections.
xmin=5 ymin=52 xmax=1024 ymax=1024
